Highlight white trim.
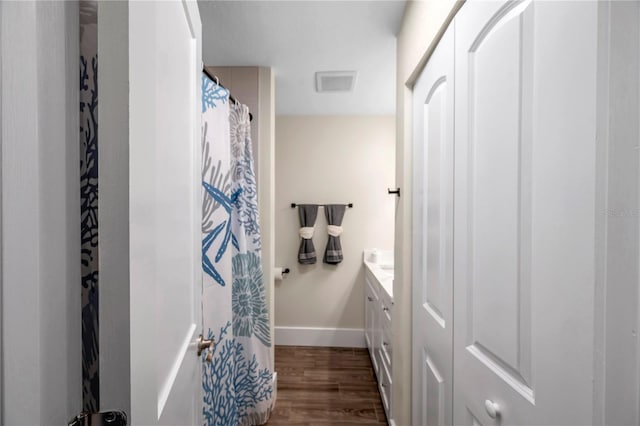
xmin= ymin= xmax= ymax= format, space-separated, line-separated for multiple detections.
xmin=275 ymin=326 xmax=366 ymax=348
xmin=389 ymin=419 xmax=396 ymax=426
xmin=258 ymin=67 xmax=276 ymax=374
xmin=98 ymin=1 xmax=131 ymax=414
xmin=0 ymin=5 xmax=4 ymax=416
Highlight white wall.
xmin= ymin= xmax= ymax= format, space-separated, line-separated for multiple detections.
xmin=274 ymin=116 xmax=395 ymax=338
xmin=1 ymin=1 xmax=81 ymax=424
xmin=257 ymin=68 xmax=276 ymax=370
xmin=395 ymin=1 xmax=461 ymax=424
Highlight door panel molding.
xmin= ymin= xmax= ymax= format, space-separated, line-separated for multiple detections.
xmin=464 ymin=0 xmax=534 ymax=392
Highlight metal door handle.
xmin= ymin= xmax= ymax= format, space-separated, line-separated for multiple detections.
xmin=484 ymin=399 xmax=500 ymax=419
xmin=197 ymin=334 xmax=214 ymax=356
xmin=387 ymin=188 xmax=401 ymax=197
xmin=69 ymin=411 xmax=127 ymax=426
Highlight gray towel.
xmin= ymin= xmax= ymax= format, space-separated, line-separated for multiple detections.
xmin=324 ymin=204 xmax=346 ymax=265
xmin=298 ymin=204 xmax=319 ymax=264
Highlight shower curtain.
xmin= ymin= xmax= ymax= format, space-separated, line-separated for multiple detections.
xmin=80 ymin=0 xmax=100 ymax=411
xmin=201 ymin=74 xmax=273 ymax=426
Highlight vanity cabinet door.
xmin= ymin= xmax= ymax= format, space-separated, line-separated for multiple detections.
xmin=365 ymin=276 xmax=379 ymax=374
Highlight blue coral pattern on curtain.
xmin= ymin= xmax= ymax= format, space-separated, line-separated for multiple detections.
xmin=202 ymin=74 xmax=273 ymax=425
xmin=80 ymin=0 xmax=99 ymax=412
xmin=229 ymin=102 xmax=273 ymax=422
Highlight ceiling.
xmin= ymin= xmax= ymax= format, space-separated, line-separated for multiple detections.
xmin=198 ymin=1 xmax=406 ymax=115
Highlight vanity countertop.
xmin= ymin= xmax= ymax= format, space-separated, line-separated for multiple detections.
xmin=363 ymin=249 xmax=394 ymax=300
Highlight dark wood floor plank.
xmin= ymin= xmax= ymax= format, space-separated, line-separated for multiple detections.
xmin=267 ymin=346 xmax=388 ymax=425
xmin=339 ymin=383 xmax=384 ymax=400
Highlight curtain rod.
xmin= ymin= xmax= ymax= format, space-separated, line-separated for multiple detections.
xmin=202 ymin=67 xmax=253 ymax=122
xmin=291 ymin=203 xmax=354 ymax=208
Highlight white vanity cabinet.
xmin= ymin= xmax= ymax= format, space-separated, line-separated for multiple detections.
xmin=377 ymin=287 xmax=393 ymax=421
xmin=364 ymin=252 xmax=394 ymax=423
xmin=364 ymin=275 xmax=380 ymax=374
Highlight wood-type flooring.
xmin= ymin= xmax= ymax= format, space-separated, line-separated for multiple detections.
xmin=266 ymin=346 xmax=388 ymax=425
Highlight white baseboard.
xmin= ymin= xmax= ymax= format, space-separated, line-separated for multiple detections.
xmin=275 ymin=326 xmax=366 ymax=348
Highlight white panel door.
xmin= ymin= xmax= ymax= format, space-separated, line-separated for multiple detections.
xmin=412 ymin=25 xmax=455 ymax=426
xmin=129 ymin=1 xmax=203 ymax=424
xmin=453 ymin=1 xmax=598 ymax=424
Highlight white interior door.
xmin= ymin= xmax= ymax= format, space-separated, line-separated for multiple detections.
xmin=412 ymin=24 xmax=455 ymax=426
xmin=129 ymin=1 xmax=203 ymax=424
xmin=453 ymin=1 xmax=598 ymax=424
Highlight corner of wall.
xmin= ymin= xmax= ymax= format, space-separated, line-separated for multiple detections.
xmin=258 ymin=67 xmax=276 ymax=373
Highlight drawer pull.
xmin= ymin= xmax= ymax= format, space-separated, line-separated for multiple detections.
xmin=383 ymin=307 xmax=389 ymax=312
xmin=383 ymin=341 xmax=389 ymax=346
xmin=367 ymin=296 xmax=374 ymax=302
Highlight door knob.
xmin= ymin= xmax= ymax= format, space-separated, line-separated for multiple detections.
xmin=484 ymin=399 xmax=500 ymax=419
xmin=197 ymin=334 xmax=214 ymax=356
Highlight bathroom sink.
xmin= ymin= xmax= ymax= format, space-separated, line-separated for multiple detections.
xmin=363 ymin=249 xmax=395 ymax=298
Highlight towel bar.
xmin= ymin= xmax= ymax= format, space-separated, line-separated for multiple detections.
xmin=291 ymin=203 xmax=353 ymax=208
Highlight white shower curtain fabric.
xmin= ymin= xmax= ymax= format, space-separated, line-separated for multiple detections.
xmin=201 ymin=74 xmax=273 ymax=426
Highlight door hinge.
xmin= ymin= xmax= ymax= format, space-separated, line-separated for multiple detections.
xmin=68 ymin=411 xmax=127 ymax=426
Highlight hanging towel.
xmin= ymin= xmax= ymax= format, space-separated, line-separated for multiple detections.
xmin=297 ymin=204 xmax=319 ymax=264
xmin=324 ymin=204 xmax=346 ymax=265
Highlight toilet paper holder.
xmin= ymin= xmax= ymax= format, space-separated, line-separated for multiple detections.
xmin=274 ymin=267 xmax=291 ymax=281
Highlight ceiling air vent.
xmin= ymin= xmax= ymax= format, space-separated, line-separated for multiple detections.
xmin=315 ymin=71 xmax=357 ymax=93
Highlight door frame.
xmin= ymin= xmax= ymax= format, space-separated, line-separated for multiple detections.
xmin=592 ymin=1 xmax=640 ymax=424
xmin=0 ymin=4 xmax=4 ymax=416
xmin=1 ymin=2 xmax=82 ymax=424
xmin=97 ymin=0 xmax=132 ymax=413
